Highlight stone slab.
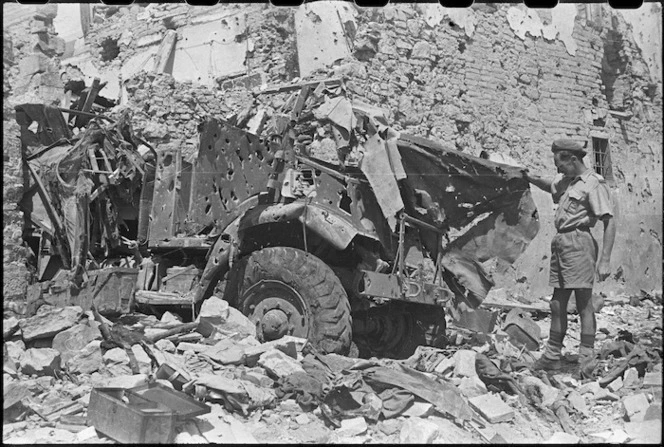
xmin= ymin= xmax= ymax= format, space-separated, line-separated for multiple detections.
xmin=19 ymin=348 xmax=61 ymax=376
xmin=19 ymin=306 xmax=83 ymax=342
xmin=623 ymin=419 xmax=662 ymax=443
xmin=469 ymin=393 xmax=515 ymax=423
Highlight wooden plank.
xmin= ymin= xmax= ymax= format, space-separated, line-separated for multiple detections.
xmin=81 ymin=77 xmax=101 ymax=113
xmin=88 ymin=148 xmax=108 ymax=186
xmin=480 ymin=300 xmax=550 ymax=313
xmin=135 ymin=290 xmax=194 ymax=306
xmin=254 ymin=77 xmax=342 ymax=96
xmin=61 ymin=90 xmax=72 ymax=123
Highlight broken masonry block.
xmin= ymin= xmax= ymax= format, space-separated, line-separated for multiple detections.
xmin=19 ymin=348 xmax=61 ymax=377
xmin=622 ymin=393 xmax=650 ymax=421
xmin=453 ymin=349 xmax=478 ymax=378
xmin=399 ymin=418 xmax=440 ymax=444
xmin=66 ymin=340 xmax=103 ymax=375
xmin=544 ymin=432 xmax=580 ymax=444
xmin=19 ymin=306 xmax=83 ymax=342
xmin=52 ymin=321 xmax=102 ymax=364
xmin=338 ymin=416 xmax=368 ymax=437
xmin=607 ymin=376 xmax=624 ymax=393
xmin=643 ymin=372 xmax=663 ymax=388
xmin=468 ymin=393 xmax=515 ymax=423
xmin=257 ymin=349 xmax=305 ymax=379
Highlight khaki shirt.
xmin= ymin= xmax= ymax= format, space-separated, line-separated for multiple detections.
xmin=551 ymin=169 xmax=613 ymax=232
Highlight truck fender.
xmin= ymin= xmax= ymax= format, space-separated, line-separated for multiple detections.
xmin=237 ymin=202 xmax=362 ymax=251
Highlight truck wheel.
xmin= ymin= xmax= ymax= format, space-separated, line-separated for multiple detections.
xmin=225 ymin=247 xmax=352 ymax=355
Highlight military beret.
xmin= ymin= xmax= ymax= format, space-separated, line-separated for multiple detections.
xmin=551 ymin=139 xmax=587 ymax=156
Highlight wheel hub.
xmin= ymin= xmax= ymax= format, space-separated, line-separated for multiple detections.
xmin=242 ymin=281 xmax=309 ymax=342
xmin=261 ymin=309 xmax=290 ymax=340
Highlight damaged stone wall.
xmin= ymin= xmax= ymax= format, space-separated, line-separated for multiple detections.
xmin=3 ymin=2 xmax=662 ymax=304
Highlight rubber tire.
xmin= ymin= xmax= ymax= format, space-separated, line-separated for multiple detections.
xmin=226 ymin=247 xmax=352 ymax=355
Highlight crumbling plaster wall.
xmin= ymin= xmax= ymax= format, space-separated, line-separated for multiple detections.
xmin=3 ymin=2 xmax=662 ymax=304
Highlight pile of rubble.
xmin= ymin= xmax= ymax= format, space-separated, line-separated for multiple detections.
xmin=4 ymin=291 xmax=661 ymax=444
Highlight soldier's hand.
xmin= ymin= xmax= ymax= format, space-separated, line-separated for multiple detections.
xmin=596 ymin=259 xmax=611 ymax=281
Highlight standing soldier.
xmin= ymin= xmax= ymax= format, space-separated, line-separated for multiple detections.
xmin=525 ymin=139 xmax=616 ymax=379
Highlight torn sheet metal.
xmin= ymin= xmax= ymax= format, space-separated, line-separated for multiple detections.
xmin=15 ymin=104 xmax=71 ymax=152
xmin=396 ymin=134 xmax=539 ymax=306
xmin=186 ymin=119 xmax=274 ymax=235
xmin=360 ymin=133 xmax=405 ymax=231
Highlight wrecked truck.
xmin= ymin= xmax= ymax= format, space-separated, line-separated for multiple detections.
xmin=17 ymin=78 xmax=539 ymax=358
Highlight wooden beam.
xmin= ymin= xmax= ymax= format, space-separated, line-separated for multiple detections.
xmin=81 ymin=77 xmax=101 ymax=113
xmin=26 ymin=161 xmax=70 ymax=269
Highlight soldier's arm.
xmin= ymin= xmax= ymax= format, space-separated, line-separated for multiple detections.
xmin=524 ymin=171 xmax=553 ymax=194
xmin=596 ymin=214 xmax=616 ymax=281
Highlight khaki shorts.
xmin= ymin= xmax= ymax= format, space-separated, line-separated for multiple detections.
xmin=549 ymin=228 xmax=598 ymax=289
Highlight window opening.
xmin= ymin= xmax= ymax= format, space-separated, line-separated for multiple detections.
xmin=591 ymin=137 xmax=614 ymax=184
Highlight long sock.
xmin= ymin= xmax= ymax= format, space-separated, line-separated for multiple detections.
xmin=543 ymin=330 xmax=564 ymax=360
xmin=580 ymin=333 xmax=595 ymax=360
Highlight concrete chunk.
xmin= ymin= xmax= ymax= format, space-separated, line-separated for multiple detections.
xmin=402 ymin=401 xmax=434 ymax=418
xmin=469 ymin=393 xmax=515 ymax=423
xmin=623 ymin=367 xmax=640 ymax=389
xmin=594 ymin=388 xmax=620 ymax=402
xmin=19 ymin=306 xmax=83 ymax=342
xmin=66 ymin=340 xmax=102 ymax=375
xmin=196 ymin=296 xmax=229 ymax=337
xmin=257 ymin=349 xmax=305 ymax=379
xmin=399 ymin=418 xmax=440 ymax=444
xmin=5 ymin=340 xmax=25 ymax=363
xmin=338 ymin=416 xmax=368 ymax=437
xmin=453 ymin=349 xmax=477 ymax=378
xmin=623 ymin=393 xmax=650 ymax=421
xmin=544 ymin=431 xmax=580 ymax=444
xmin=19 ymin=348 xmax=61 ymax=376
xmin=608 ymin=376 xmax=624 ymax=393
xmin=103 ymin=347 xmax=129 ymax=364
xmin=92 ymin=373 xmax=149 ymax=389
xmin=130 ymin=345 xmax=153 ymax=374
xmin=643 ymin=372 xmax=662 ymax=388
xmin=3 ymin=317 xmax=20 ymax=338
xmin=623 ymin=419 xmax=662 ymax=443
xmin=567 ymin=390 xmax=589 ymax=416
xmin=589 ymin=429 xmax=630 ymax=444
xmin=52 ymin=321 xmax=101 ymax=364
xmin=644 ymin=403 xmax=662 ymax=421
xmin=243 ymin=336 xmax=303 ymax=366
xmin=458 ymin=376 xmax=488 ymax=398
xmin=579 ymin=381 xmax=600 ymax=395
